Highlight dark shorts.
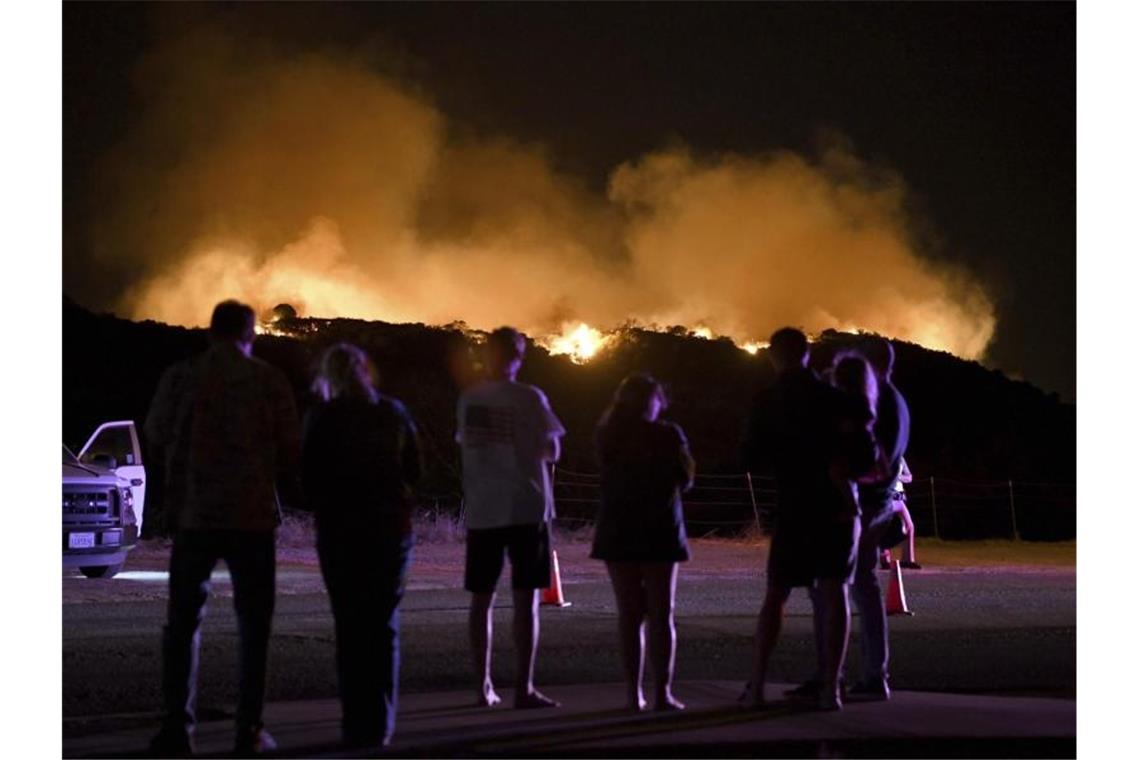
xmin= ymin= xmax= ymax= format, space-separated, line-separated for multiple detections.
xmin=464 ymin=522 xmax=552 ymax=593
xmin=767 ymin=516 xmax=860 ymax=588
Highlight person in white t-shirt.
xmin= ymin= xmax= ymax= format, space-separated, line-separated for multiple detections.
xmin=457 ymin=327 xmax=566 ymax=709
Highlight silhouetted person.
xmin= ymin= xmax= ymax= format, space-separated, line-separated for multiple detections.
xmin=457 ymin=327 xmax=564 ymax=709
xmin=145 ymin=300 xmax=301 ymax=756
xmin=849 ymin=337 xmax=911 ymax=701
xmin=880 ymin=458 xmax=920 ymax=569
xmin=781 ymin=351 xmax=884 ymax=705
xmin=592 ymin=373 xmax=695 ymax=712
xmin=830 ymin=354 xmax=882 ymax=505
xmin=741 ymin=327 xmax=855 ymax=710
xmin=302 ymin=343 xmax=422 ymax=749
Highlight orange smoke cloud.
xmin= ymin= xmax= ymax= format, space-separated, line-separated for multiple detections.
xmin=94 ymin=25 xmax=995 ymax=359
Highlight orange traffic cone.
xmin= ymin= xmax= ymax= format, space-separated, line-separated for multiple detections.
xmin=885 ymin=560 xmax=914 ymax=616
xmin=541 ymin=550 xmax=571 ymax=607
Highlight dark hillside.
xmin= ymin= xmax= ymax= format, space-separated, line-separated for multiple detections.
xmin=63 ymin=297 xmax=1075 ymax=538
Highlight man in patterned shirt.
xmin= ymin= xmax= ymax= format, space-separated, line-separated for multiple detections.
xmin=145 ymin=300 xmax=301 ymax=756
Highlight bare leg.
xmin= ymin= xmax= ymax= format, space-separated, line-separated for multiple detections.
xmin=469 ymin=591 xmax=500 ymax=706
xmin=748 ymin=584 xmax=791 ymax=706
xmin=806 ymin=584 xmax=825 ymax=686
xmin=852 ymin=520 xmax=890 ymax=690
xmin=813 ymin=578 xmax=851 ymax=710
xmin=644 ymin=562 xmax=684 ymax=711
xmin=606 ymin=562 xmax=648 ymax=711
xmin=901 ymin=505 xmax=917 ymax=564
xmin=512 ymin=588 xmax=559 ymax=708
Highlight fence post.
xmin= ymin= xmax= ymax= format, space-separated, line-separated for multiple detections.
xmin=929 ymin=476 xmax=941 ymax=540
xmin=745 ymin=472 xmax=762 ymax=537
xmin=1008 ymin=479 xmax=1021 ymax=541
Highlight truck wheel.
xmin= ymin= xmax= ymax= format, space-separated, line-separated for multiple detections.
xmin=80 ymin=563 xmax=123 ymax=579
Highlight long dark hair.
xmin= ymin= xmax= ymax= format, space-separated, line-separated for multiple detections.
xmin=831 ymin=351 xmax=878 ymax=418
xmin=598 ymin=372 xmax=667 ymax=435
xmin=312 ymin=342 xmax=379 ymax=404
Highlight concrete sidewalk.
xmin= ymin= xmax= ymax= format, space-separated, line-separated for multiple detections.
xmin=63 ymin=680 xmax=1076 ymax=758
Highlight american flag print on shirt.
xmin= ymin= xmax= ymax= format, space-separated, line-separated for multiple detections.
xmin=464 ymin=404 xmax=516 ymax=446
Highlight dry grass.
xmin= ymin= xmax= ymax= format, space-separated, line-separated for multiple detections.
xmin=277 ymin=509 xmax=316 ymax=549
xmin=552 ymin=518 xmax=597 ymax=545
xmin=276 ymin=510 xmax=1073 ymax=570
xmin=911 ymin=538 xmax=1075 ymax=568
xmin=414 ymin=507 xmax=467 ymax=545
xmin=276 ymin=508 xmax=468 ymax=547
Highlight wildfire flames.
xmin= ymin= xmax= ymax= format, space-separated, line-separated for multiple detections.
xmin=740 ymin=341 xmax=767 ymax=355
xmin=539 ymin=322 xmax=770 ymax=364
xmin=541 ymin=323 xmax=613 ymax=364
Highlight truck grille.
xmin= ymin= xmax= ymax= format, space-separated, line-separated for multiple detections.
xmin=63 ymin=490 xmax=113 ymax=517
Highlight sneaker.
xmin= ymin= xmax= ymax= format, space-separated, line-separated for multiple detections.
xmin=849 ymin=679 xmax=891 ymax=701
xmin=900 ymin=560 xmax=923 ymax=570
xmin=148 ymin=726 xmax=194 ymax=758
xmin=234 ymin=724 xmax=277 ymax=755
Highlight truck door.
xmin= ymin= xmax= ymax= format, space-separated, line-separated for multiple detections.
xmin=79 ymin=421 xmax=147 ymax=534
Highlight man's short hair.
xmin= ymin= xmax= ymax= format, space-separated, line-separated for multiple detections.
xmin=769 ymin=327 xmax=809 ymax=367
xmin=209 ymin=300 xmax=256 ymax=341
xmin=486 ymin=327 xmax=526 ymax=362
xmin=861 ymin=336 xmax=895 ymax=376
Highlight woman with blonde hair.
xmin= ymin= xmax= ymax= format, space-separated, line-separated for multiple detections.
xmin=302 ymin=342 xmax=422 ymax=749
xmin=591 ymin=373 xmax=695 ymax=712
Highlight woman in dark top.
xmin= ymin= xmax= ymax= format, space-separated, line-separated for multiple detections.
xmin=592 ymin=373 xmax=695 ymax=711
xmin=811 ymin=352 xmax=880 ymax=710
xmin=302 ymin=343 xmax=422 ymax=749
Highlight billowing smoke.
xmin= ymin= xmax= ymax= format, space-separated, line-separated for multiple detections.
xmin=92 ymin=25 xmax=995 ymax=359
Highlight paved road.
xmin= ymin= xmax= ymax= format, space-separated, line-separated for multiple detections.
xmin=65 ymin=681 xmax=1077 ymax=758
xmin=63 ymin=563 xmax=1075 ymax=727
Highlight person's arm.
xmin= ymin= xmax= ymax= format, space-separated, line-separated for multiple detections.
xmin=298 ymin=405 xmax=324 ymax=513
xmin=143 ymin=365 xmax=181 ymax=450
xmin=740 ymin=390 xmax=776 ymax=475
xmin=534 ymin=388 xmax=566 ymax=464
xmin=398 ymin=402 xmax=424 ymax=491
xmin=542 ymin=434 xmax=561 ymax=464
xmin=673 ymin=424 xmax=696 ymax=492
xmin=898 ymin=457 xmax=913 ymax=484
xmin=143 ymin=364 xmax=184 ymax=532
xmin=454 ymin=395 xmax=465 ymax=445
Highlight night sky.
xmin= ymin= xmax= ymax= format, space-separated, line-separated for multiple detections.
xmin=63 ymin=2 xmax=1075 ymax=400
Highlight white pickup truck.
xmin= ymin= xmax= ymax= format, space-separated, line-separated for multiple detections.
xmin=63 ymin=421 xmax=148 ymax=578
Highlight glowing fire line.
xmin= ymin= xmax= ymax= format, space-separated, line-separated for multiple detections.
xmin=542 ymin=323 xmax=612 ymax=365
xmin=539 ymin=322 xmax=773 ymax=364
xmin=251 ymin=307 xmax=879 ymax=366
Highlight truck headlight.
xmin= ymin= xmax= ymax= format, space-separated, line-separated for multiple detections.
xmin=120 ymin=487 xmax=137 ymax=526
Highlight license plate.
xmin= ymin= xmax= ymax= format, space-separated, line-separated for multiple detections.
xmin=68 ymin=532 xmax=96 ymax=549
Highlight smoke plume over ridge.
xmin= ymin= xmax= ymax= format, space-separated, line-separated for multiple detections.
xmin=92 ymin=26 xmax=995 ymax=359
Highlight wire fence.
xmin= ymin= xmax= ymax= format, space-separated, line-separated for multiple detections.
xmin=413 ymin=468 xmax=1075 ymax=541
xmin=547 ymin=467 xmax=1076 ymax=541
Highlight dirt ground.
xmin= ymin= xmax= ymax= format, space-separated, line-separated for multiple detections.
xmin=63 ymin=516 xmax=1075 ymax=604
